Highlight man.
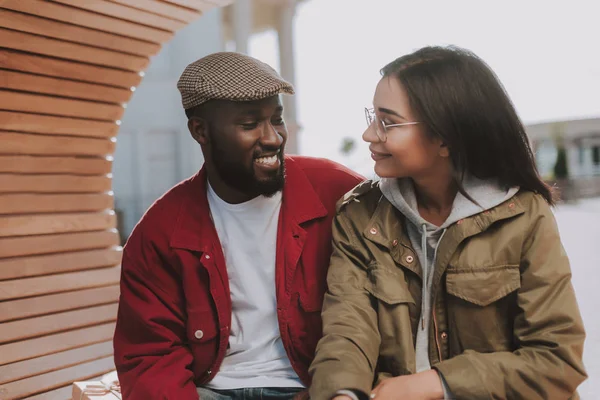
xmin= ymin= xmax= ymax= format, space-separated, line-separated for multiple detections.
xmin=113 ymin=52 xmax=363 ymax=400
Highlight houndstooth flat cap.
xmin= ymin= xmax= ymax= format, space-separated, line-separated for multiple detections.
xmin=177 ymin=52 xmax=295 ymax=110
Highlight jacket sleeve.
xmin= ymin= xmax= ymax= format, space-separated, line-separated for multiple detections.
xmin=113 ymin=228 xmax=199 ymax=400
xmin=434 ymin=198 xmax=587 ymax=399
xmin=309 ymin=211 xmax=380 ymax=400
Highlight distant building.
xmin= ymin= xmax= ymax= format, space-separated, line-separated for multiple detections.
xmin=528 ymin=117 xmax=600 ymax=179
xmin=527 ymin=117 xmax=600 ymax=201
xmin=113 ymin=1 xmax=304 ymax=240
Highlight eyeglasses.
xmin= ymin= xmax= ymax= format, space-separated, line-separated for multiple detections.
xmin=365 ymin=107 xmax=420 ymax=142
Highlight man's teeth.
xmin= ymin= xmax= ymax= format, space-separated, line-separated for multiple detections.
xmin=255 ymin=155 xmax=278 ymax=164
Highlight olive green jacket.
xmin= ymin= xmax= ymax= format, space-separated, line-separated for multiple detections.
xmin=309 ymin=181 xmax=586 ymax=400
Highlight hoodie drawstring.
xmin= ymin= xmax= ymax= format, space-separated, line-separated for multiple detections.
xmin=421 ymin=223 xmax=427 ymax=330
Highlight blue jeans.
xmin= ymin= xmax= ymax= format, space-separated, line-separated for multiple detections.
xmin=197 ymin=387 xmax=303 ymax=400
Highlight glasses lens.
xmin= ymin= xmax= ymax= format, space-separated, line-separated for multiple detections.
xmin=365 ymin=108 xmax=373 ymax=126
xmin=365 ymin=108 xmax=386 ymax=142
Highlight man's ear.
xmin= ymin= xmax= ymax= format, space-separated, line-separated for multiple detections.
xmin=188 ymin=117 xmax=210 ymax=145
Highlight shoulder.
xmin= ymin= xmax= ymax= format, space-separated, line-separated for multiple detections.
xmin=510 ymin=190 xmax=560 ymax=247
xmin=336 ymin=179 xmax=381 ymax=212
xmin=286 ymin=155 xmax=364 ymax=198
xmin=287 ymin=155 xmax=363 ymax=181
xmin=127 ymin=176 xmax=194 ymax=245
xmin=514 ymin=189 xmax=554 ymax=219
xmin=335 ymin=179 xmax=387 ymax=225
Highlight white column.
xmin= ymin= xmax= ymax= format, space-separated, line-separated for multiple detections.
xmin=277 ymin=0 xmax=300 ymax=154
xmin=565 ymin=139 xmax=580 ymax=178
xmin=233 ymin=0 xmax=252 ymax=54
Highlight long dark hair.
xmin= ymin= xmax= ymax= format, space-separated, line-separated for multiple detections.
xmin=381 ymin=46 xmax=555 ymax=205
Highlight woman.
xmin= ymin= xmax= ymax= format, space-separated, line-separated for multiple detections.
xmin=308 ymin=46 xmax=586 ymax=400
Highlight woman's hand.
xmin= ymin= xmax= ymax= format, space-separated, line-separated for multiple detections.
xmin=370 ymin=370 xmax=444 ymax=400
xmin=332 ymin=396 xmax=354 ymax=400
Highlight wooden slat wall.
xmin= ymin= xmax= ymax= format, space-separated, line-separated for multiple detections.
xmin=0 ymin=1 xmax=229 ymax=398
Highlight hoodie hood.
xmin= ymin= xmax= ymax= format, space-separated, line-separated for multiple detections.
xmin=380 ymin=175 xmax=519 ymax=234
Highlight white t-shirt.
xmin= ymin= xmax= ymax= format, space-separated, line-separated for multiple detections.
xmin=204 ymin=183 xmax=303 ymax=390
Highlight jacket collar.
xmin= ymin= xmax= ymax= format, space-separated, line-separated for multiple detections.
xmin=169 ymin=156 xmax=328 ymax=252
xmin=362 ymin=188 xmax=526 ymax=276
xmin=363 ymin=189 xmax=526 ymax=248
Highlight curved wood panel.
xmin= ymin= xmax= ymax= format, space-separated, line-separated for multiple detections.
xmin=0 ymin=156 xmax=113 ymax=175
xmin=0 ymin=70 xmax=133 ymax=103
xmin=0 ymin=1 xmax=231 ymax=397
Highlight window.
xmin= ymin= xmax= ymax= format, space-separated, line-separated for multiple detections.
xmin=592 ymin=146 xmax=600 ymax=166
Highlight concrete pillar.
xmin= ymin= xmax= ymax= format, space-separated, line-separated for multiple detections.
xmin=233 ymin=0 xmax=252 ymax=54
xmin=277 ymin=0 xmax=300 ymax=154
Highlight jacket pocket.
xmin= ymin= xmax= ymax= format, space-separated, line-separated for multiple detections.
xmin=445 ymin=265 xmax=520 ymax=354
xmin=186 ymin=309 xmax=219 ymax=375
xmin=287 ymin=291 xmax=323 ymax=367
xmin=365 ymin=263 xmax=414 ymax=305
xmin=446 ymin=265 xmax=520 ymax=306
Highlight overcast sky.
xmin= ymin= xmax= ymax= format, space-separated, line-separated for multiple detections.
xmin=249 ymin=0 xmax=600 ymax=176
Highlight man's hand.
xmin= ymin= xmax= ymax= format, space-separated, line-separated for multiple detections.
xmin=370 ymin=370 xmax=444 ymax=400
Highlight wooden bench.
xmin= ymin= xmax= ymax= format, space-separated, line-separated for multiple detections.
xmin=0 ymin=1 xmax=227 ymax=398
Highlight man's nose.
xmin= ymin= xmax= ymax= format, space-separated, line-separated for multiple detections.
xmin=260 ymin=122 xmax=283 ymax=147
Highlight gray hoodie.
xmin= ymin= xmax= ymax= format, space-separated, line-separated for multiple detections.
xmin=380 ymin=175 xmax=519 ymax=395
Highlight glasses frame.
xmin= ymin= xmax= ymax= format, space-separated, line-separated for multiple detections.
xmin=365 ymin=107 xmax=420 ymax=142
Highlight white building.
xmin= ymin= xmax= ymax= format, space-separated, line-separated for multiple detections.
xmin=113 ymin=1 xmax=303 ymax=240
xmin=527 ymin=117 xmax=600 ymax=180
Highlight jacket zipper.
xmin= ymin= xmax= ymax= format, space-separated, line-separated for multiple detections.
xmin=432 ymin=302 xmax=443 ymax=362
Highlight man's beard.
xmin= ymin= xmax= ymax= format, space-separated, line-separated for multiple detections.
xmin=210 ymin=140 xmax=285 ymax=198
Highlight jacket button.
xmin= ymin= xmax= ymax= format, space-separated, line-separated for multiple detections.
xmin=406 ymin=255 xmax=414 ymax=263
xmin=369 ymin=227 xmax=378 ymax=235
xmin=441 ymin=332 xmax=448 ymax=340
xmin=194 ymin=330 xmax=204 ymax=339
xmin=207 ymin=369 xmax=212 ymax=376
xmin=508 ymin=202 xmax=515 ymax=209
xmin=204 ymin=254 xmax=211 ymax=260
xmin=392 ymin=239 xmax=398 ymax=247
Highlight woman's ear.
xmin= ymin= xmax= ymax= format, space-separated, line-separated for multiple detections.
xmin=439 ymin=141 xmax=450 ymax=157
xmin=188 ymin=117 xmax=209 ymax=145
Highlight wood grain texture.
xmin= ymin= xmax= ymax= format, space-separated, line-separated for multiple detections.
xmin=0 ymin=212 xmax=117 ymax=237
xmin=0 ymin=267 xmax=121 ymax=301
xmin=0 ymin=156 xmax=112 ymax=175
xmin=0 ymin=131 xmax=116 ymax=156
xmin=0 ymin=91 xmax=125 ymax=121
xmin=0 ymin=111 xmax=119 ymax=138
xmin=0 ymin=230 xmax=120 ymax=258
xmin=0 ymin=174 xmax=112 ymax=194
xmin=0 ymin=0 xmax=219 ymax=396
xmin=0 ymin=355 xmax=115 ymax=399
xmin=0 ymin=304 xmax=118 ymax=344
xmin=0 ymin=247 xmax=122 ymax=280
xmin=108 ymin=0 xmax=201 ymax=22
xmin=52 ymin=0 xmax=187 ymax=31
xmin=0 ymin=285 xmax=120 ymax=323
xmin=0 ymin=8 xmax=160 ymax=56
xmin=0 ymin=193 xmax=114 ymax=215
xmin=0 ymin=70 xmax=132 ymax=104
xmin=0 ymin=0 xmax=173 ymax=42
xmin=0 ymin=28 xmax=149 ymax=72
xmin=0 ymin=341 xmax=113 ymax=384
xmin=0 ymin=49 xmax=143 ymax=88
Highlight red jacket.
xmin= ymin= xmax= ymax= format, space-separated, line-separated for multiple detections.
xmin=113 ymin=156 xmax=363 ymax=400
